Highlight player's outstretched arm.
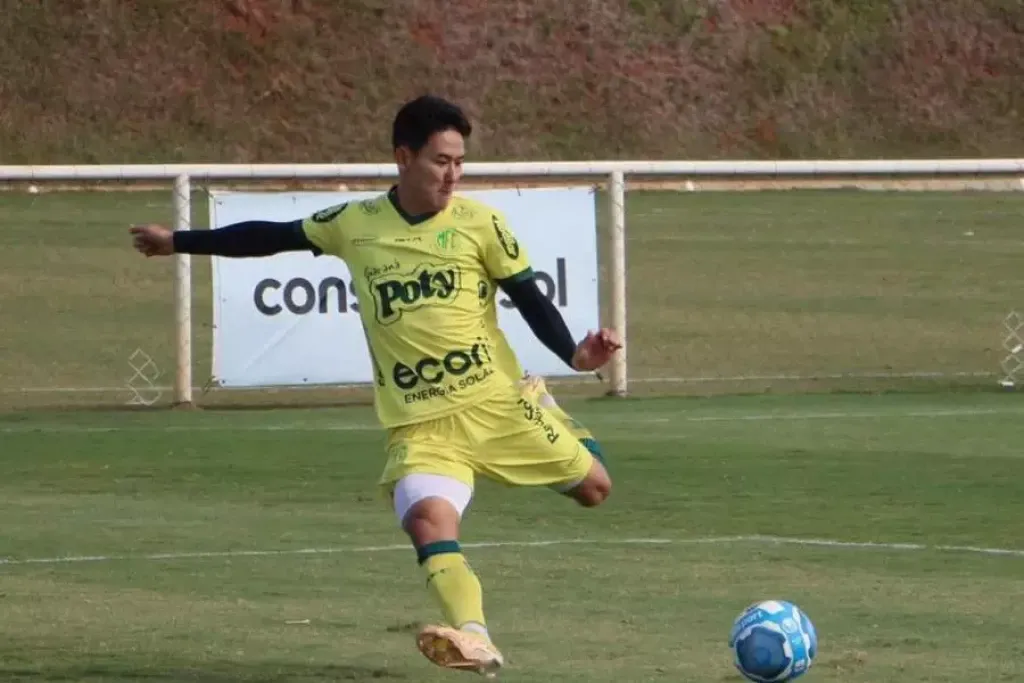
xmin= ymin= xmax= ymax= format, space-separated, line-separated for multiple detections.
xmin=499 ymin=275 xmax=621 ymax=372
xmin=485 ymin=209 xmax=619 ymax=371
xmin=130 ymin=220 xmax=319 ymax=258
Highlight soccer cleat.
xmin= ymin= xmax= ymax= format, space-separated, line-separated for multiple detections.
xmin=416 ymin=624 xmax=504 ymax=677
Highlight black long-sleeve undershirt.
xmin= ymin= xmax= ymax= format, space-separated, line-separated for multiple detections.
xmin=172 ymin=220 xmax=317 ymax=256
xmin=173 ymin=220 xmax=578 ymax=369
xmin=497 ymin=276 xmax=577 ymax=368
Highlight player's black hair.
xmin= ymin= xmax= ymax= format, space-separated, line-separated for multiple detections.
xmin=392 ymin=95 xmax=472 ymax=153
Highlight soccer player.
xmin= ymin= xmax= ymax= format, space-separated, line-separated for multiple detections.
xmin=130 ymin=95 xmax=620 ymax=677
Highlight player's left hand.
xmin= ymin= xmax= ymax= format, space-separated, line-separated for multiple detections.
xmin=130 ymin=224 xmax=175 ymax=257
xmin=571 ymin=328 xmax=623 ymax=372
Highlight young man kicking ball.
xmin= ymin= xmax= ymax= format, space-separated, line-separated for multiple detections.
xmin=130 ymin=95 xmax=620 ymax=677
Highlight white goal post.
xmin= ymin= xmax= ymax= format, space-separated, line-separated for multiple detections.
xmin=2 ymin=158 xmax=1023 ymax=406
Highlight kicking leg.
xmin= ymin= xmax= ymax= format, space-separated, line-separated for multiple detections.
xmin=393 ymin=474 xmax=504 ymax=677
xmin=561 ymin=455 xmax=612 ymax=507
xmin=519 ymin=374 xmax=595 ymax=439
xmin=520 ymin=374 xmax=612 ymax=507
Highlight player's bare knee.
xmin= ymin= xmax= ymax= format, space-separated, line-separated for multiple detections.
xmin=572 ymin=484 xmax=610 ymax=507
xmin=402 ymin=497 xmax=461 ymax=545
xmin=571 ymin=471 xmax=612 ymax=507
xmin=393 ymin=474 xmax=472 ymax=545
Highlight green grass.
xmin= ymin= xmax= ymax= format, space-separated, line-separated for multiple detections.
xmin=2 ymin=392 xmax=1024 ymax=682
xmin=1 ymin=187 xmax=1023 ymax=680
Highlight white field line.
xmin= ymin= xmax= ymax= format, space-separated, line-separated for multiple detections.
xmin=612 ymin=407 xmax=1024 ymax=425
xmin=0 ymin=423 xmax=380 ymax=433
xmin=3 ymin=406 xmax=1024 ymax=434
xmin=3 ymin=370 xmax=996 ymax=394
xmin=618 ymin=371 xmax=994 ymax=384
xmin=631 ymin=234 xmax=1024 ymax=248
xmin=1 ymin=535 xmax=1021 ymax=567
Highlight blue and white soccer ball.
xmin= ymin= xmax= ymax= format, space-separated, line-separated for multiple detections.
xmin=728 ymin=600 xmax=818 ymax=682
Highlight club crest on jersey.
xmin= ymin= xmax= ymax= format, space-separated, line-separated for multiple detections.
xmin=370 ymin=263 xmax=461 ymax=324
xmin=359 ymin=197 xmax=384 ymax=215
xmin=492 ymin=214 xmax=519 ymax=259
xmin=435 ymin=227 xmax=458 ymax=250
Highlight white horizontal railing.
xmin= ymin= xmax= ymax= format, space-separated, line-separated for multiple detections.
xmin=3 ymin=158 xmax=1024 ymax=180
xmin=2 ymin=159 xmax=1022 ymax=407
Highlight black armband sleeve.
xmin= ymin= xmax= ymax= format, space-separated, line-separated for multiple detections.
xmin=172 ymin=220 xmax=319 ymax=257
xmin=498 ymin=272 xmax=577 ymax=369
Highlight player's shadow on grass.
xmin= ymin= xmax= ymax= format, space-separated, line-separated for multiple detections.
xmin=0 ymin=661 xmax=407 ymax=682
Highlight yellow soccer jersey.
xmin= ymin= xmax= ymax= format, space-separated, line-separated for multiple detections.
xmin=301 ymin=190 xmax=532 ymax=428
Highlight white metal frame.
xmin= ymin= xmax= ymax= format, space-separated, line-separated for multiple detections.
xmin=3 ymin=158 xmax=1023 ymax=406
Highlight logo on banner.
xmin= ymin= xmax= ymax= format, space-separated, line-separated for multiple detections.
xmin=254 ymin=276 xmax=359 ymax=315
xmin=497 ymin=258 xmax=568 ymax=310
xmin=371 ymin=263 xmax=461 ymax=324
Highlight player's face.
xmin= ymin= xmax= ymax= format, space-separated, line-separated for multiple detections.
xmin=398 ymin=129 xmax=465 ymax=213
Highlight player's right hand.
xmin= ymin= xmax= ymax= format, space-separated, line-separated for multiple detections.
xmin=571 ymin=328 xmax=623 ymax=372
xmin=130 ymin=224 xmax=175 ymax=257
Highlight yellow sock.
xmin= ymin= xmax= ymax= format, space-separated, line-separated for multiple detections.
xmin=419 ymin=542 xmax=488 ymax=636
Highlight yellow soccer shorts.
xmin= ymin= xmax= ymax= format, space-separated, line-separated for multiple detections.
xmin=379 ymin=385 xmax=596 ymax=494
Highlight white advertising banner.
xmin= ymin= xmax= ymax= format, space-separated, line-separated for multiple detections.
xmin=209 ymin=188 xmax=599 ymax=387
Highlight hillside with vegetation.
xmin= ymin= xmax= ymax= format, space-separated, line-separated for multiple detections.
xmin=1 ymin=0 xmax=1021 ymax=163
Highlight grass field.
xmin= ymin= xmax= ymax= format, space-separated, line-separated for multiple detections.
xmin=2 ymin=392 xmax=1023 ymax=682
xmin=1 ymin=188 xmax=1023 ymax=681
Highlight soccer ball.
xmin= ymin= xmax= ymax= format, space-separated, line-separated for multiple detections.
xmin=728 ymin=600 xmax=817 ymax=682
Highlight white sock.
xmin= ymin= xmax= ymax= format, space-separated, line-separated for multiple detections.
xmin=460 ymin=621 xmax=490 ymax=640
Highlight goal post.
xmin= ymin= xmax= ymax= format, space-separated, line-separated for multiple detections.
xmin=608 ymin=170 xmax=627 ymax=398
xmin=172 ymin=173 xmax=193 ymax=406
xmin=2 ymin=158 xmax=1023 ymax=408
